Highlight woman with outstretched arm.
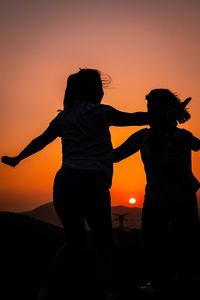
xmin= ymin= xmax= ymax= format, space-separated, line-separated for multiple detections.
xmin=2 ymin=68 xmax=150 ymax=300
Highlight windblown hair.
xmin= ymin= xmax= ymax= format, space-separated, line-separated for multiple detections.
xmin=146 ymin=89 xmax=191 ymax=124
xmin=63 ymin=68 xmax=111 ymax=110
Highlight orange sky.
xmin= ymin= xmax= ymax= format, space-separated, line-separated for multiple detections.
xmin=1 ymin=0 xmax=200 ymax=212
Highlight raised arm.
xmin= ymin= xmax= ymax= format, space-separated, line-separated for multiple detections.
xmin=1 ymin=126 xmax=58 ymax=167
xmin=113 ymin=129 xmax=147 ymax=162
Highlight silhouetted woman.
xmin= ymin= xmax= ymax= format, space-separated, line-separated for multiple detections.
xmin=1 ymin=68 xmax=150 ymax=299
xmin=113 ymin=89 xmax=200 ymax=299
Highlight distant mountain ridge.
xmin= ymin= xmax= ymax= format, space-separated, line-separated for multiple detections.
xmin=21 ymin=202 xmax=142 ymax=230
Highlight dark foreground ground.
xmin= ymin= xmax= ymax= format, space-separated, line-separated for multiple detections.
xmin=1 ymin=212 xmax=200 ymax=300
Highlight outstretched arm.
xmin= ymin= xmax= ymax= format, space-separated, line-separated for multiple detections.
xmin=1 ymin=126 xmax=58 ymax=167
xmin=113 ymin=129 xmax=147 ymax=162
xmin=107 ymin=108 xmax=149 ymax=127
xmin=106 ymin=97 xmax=191 ymax=127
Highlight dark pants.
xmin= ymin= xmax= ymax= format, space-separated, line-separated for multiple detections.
xmin=53 ymin=167 xmax=112 ymax=251
xmin=142 ymin=197 xmax=198 ymax=297
xmin=48 ymin=167 xmax=112 ymax=298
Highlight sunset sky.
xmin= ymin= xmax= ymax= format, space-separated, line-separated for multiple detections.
xmin=1 ymin=0 xmax=200 ymax=212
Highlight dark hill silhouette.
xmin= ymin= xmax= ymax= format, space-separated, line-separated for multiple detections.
xmin=21 ymin=202 xmax=143 ymax=230
xmin=0 ymin=212 xmax=64 ymax=300
xmin=1 ymin=211 xmax=200 ymax=300
xmin=21 ymin=202 xmax=63 ymax=227
xmin=0 ymin=211 xmax=144 ymax=300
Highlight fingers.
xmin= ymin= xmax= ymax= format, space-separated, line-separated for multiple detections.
xmin=181 ymin=97 xmax=192 ymax=109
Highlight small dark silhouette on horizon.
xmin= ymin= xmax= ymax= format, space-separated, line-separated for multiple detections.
xmin=22 ymin=202 xmax=143 ymax=230
xmin=113 ymin=213 xmax=129 ymax=231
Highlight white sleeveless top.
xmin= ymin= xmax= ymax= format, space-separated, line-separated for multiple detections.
xmin=49 ymin=101 xmax=114 ymax=187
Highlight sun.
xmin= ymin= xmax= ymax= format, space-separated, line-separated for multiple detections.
xmin=129 ymin=198 xmax=136 ymax=204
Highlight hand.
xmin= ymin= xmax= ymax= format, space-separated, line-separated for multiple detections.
xmin=179 ymin=97 xmax=192 ymax=110
xmin=166 ymin=97 xmax=192 ymax=120
xmin=1 ymin=156 xmax=20 ymax=167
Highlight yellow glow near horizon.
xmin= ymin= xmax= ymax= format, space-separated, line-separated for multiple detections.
xmin=129 ymin=198 xmax=137 ymax=205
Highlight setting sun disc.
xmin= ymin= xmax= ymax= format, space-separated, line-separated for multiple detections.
xmin=129 ymin=198 xmax=136 ymax=204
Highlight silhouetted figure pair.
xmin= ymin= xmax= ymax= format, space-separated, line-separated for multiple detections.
xmin=2 ymin=68 xmax=150 ymax=300
xmin=113 ymin=89 xmax=200 ymax=299
xmin=2 ymin=69 xmax=198 ymax=299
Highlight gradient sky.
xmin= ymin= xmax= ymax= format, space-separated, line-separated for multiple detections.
xmin=1 ymin=0 xmax=200 ymax=212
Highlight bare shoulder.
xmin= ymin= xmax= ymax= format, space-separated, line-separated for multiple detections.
xmin=176 ymin=128 xmax=200 ymax=151
xmin=176 ymin=128 xmax=197 ymax=141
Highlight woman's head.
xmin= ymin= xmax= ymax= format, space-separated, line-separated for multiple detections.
xmin=63 ymin=68 xmax=110 ymax=109
xmin=146 ymin=89 xmax=191 ymax=126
